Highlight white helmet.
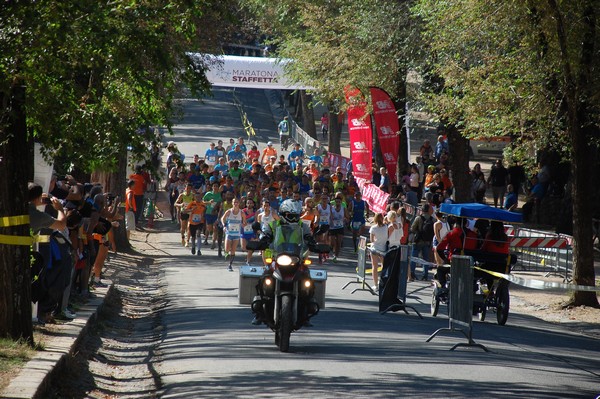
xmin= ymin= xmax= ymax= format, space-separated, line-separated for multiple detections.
xmin=279 ymin=199 xmax=302 ymax=224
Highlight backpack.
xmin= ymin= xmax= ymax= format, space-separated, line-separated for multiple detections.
xmin=417 ymin=215 xmax=435 ymax=242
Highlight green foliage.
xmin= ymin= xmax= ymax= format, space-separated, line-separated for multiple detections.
xmin=1 ymin=0 xmax=231 ymax=173
xmin=243 ymin=0 xmax=418 ymax=106
xmin=413 ymin=0 xmax=600 ymax=166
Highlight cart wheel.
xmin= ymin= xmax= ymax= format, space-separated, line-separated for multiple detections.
xmin=477 ymin=305 xmax=487 ymax=322
xmin=496 ymin=283 xmax=510 ymax=325
xmin=431 ymin=290 xmax=440 ymax=317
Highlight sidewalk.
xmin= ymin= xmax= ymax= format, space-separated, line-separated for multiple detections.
xmin=1 ymin=285 xmax=112 ymax=399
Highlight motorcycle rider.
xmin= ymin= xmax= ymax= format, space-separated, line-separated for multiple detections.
xmin=251 ymin=198 xmax=323 ymax=325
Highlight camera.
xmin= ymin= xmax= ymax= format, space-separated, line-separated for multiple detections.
xmin=42 ymin=195 xmax=53 ymax=205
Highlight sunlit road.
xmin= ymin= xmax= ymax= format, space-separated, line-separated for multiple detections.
xmin=154 ymin=88 xmax=600 ymax=398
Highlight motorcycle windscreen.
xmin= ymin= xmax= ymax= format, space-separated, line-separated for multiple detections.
xmin=273 ymin=224 xmax=307 ymax=256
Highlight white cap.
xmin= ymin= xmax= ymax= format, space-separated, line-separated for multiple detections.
xmin=267 ymin=141 xmax=273 ymax=146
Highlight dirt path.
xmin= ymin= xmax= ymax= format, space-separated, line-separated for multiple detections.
xmin=47 ymin=233 xmax=166 ymax=398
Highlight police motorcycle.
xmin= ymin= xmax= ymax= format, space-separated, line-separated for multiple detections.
xmin=247 ymin=199 xmax=330 ymax=352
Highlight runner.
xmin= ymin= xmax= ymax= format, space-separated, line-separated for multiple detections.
xmin=241 ymin=198 xmax=257 ymax=265
xmin=315 ymin=195 xmax=331 ymax=263
xmin=203 ymin=181 xmax=223 ymax=255
xmin=221 ymin=198 xmax=246 ymax=271
xmin=174 ymin=183 xmax=195 ymax=246
xmin=256 ymin=198 xmax=279 ymax=266
xmin=278 ymin=116 xmax=291 ymax=151
xmin=261 ymin=142 xmax=278 ymax=164
xmin=328 ymin=196 xmax=348 ymax=262
xmin=185 ymin=192 xmax=206 ymax=255
xmin=205 ymin=142 xmax=219 ymax=172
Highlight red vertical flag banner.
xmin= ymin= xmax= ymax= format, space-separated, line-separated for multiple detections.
xmin=345 ymin=87 xmax=373 ymax=181
xmin=370 ymin=87 xmax=400 ymax=183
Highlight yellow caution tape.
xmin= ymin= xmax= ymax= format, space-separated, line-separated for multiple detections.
xmin=0 ymin=234 xmax=50 ymax=246
xmin=474 ymin=266 xmax=600 ymax=292
xmin=0 ymin=215 xmax=30 ymax=227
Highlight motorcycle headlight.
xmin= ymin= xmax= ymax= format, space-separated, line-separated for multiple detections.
xmin=276 ymin=254 xmax=299 ymax=266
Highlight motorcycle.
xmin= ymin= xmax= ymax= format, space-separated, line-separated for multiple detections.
xmin=248 ymin=224 xmax=329 ymax=352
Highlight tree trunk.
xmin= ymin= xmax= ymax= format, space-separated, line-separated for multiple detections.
xmin=299 ymin=90 xmax=316 ymax=139
xmin=446 ymin=124 xmax=471 ymax=203
xmin=548 ymin=0 xmax=598 ymax=306
xmin=570 ymin=122 xmax=598 ymax=306
xmin=0 ymin=83 xmax=34 ymax=344
xmin=328 ymin=110 xmax=342 ymax=155
xmin=393 ymin=78 xmax=409 ymax=181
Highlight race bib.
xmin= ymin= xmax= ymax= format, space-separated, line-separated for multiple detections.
xmin=352 ymin=221 xmax=363 ymax=230
xmin=228 ymin=223 xmax=240 ymax=234
xmin=192 ymin=214 xmax=202 ymax=223
xmin=332 ymin=219 xmax=344 ymax=229
xmin=208 ymin=156 xmax=216 ymax=164
xmin=243 ymin=224 xmax=253 ymax=234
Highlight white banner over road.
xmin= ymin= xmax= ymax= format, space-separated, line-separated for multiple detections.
xmin=188 ymin=53 xmax=311 ymax=90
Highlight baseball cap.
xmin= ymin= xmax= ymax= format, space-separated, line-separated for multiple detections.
xmin=267 ymin=141 xmax=273 ymax=146
xmin=209 ymin=176 xmax=217 ymax=183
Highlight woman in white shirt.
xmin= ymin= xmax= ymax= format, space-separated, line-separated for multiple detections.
xmin=369 ymin=213 xmax=389 ymax=290
xmin=386 ymin=210 xmax=404 ymax=249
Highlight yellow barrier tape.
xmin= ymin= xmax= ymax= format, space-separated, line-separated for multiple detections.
xmin=0 ymin=234 xmax=50 ymax=246
xmin=0 ymin=215 xmax=30 ymax=227
xmin=474 ymin=266 xmax=600 ymax=292
xmin=0 ymin=234 xmax=33 ymax=246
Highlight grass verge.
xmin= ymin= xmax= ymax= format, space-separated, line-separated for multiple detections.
xmin=0 ymin=335 xmax=43 ymax=392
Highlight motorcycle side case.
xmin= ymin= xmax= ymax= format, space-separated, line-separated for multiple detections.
xmin=239 ymin=266 xmax=265 ymax=304
xmin=310 ymin=269 xmax=327 ymax=309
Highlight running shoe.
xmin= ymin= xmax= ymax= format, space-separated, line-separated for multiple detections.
xmin=191 ymin=246 xmax=196 ymax=255
xmin=227 ymin=265 xmax=233 ymax=272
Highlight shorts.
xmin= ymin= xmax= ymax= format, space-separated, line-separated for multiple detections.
xmin=225 ymin=234 xmax=240 ymax=241
xmin=351 ymin=220 xmax=365 ymax=231
xmin=329 ymin=228 xmax=344 ymax=236
xmin=314 ymin=224 xmax=329 ymax=236
xmin=242 ymin=232 xmax=256 ymax=240
xmin=180 ymin=213 xmax=190 ymax=221
xmin=125 ymin=210 xmax=136 ymax=231
xmin=205 ymin=214 xmax=218 ymax=225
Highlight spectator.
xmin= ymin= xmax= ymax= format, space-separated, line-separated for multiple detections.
xmin=124 ymin=179 xmax=136 ymax=240
xmin=508 ymin=160 xmax=526 ymax=195
xmin=522 ymin=176 xmax=546 ymax=222
xmin=129 ymin=165 xmax=148 ymax=225
xmin=379 ymin=167 xmax=391 ymax=193
xmin=369 ymin=213 xmax=388 ymax=290
xmin=487 ymin=159 xmax=509 ymax=207
xmin=420 ymin=139 xmax=434 ymax=166
xmin=410 ymin=203 xmax=434 ymax=281
xmin=504 ymin=184 xmax=518 ymax=211
xmin=434 ymin=135 xmax=449 ymax=163
xmin=320 ymin=112 xmax=328 ymax=139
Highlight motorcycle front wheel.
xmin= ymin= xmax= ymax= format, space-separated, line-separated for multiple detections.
xmin=278 ymin=296 xmax=293 ymax=352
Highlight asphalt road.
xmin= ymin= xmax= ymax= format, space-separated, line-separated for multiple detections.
xmin=154 ymin=88 xmax=600 ymax=398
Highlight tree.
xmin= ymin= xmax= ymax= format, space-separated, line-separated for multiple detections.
xmin=0 ymin=0 xmax=234 ymax=342
xmin=243 ymin=0 xmax=419 ymax=168
xmin=414 ymin=0 xmax=599 ymax=306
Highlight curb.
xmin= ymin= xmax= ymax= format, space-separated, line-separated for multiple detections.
xmin=1 ymin=283 xmax=113 ymax=399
